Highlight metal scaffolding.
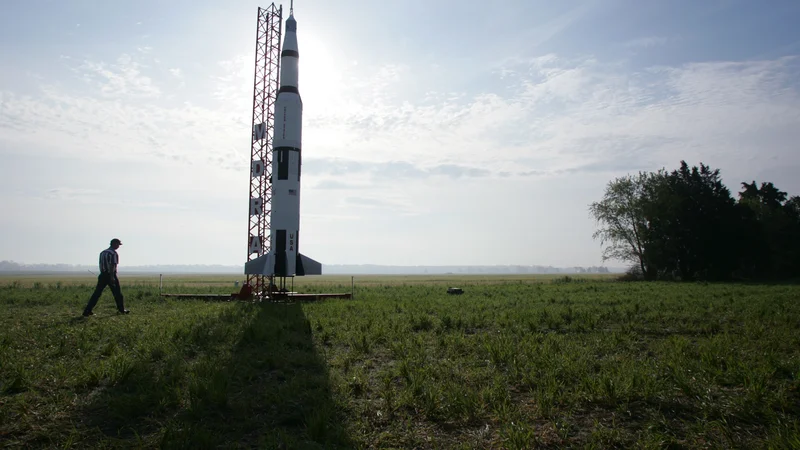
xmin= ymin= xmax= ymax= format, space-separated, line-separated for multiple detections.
xmin=246 ymin=4 xmax=282 ymax=298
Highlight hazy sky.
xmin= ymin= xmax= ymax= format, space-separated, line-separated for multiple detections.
xmin=2 ymin=0 xmax=800 ymax=268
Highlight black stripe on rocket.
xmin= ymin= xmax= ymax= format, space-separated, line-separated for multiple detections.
xmin=277 ymin=150 xmax=289 ymax=180
xmin=275 ymin=147 xmax=300 ymax=181
xmin=275 ymin=230 xmax=287 ymax=276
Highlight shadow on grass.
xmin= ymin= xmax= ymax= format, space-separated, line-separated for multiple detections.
xmin=79 ymin=301 xmax=351 ymax=449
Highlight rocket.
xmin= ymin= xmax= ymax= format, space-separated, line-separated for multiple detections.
xmin=246 ymin=2 xmax=321 ymax=278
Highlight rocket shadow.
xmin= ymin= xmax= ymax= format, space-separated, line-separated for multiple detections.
xmin=170 ymin=301 xmax=353 ymax=448
xmin=76 ymin=301 xmax=351 ymax=449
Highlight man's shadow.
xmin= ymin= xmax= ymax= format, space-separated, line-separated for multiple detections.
xmin=79 ymin=301 xmax=351 ymax=449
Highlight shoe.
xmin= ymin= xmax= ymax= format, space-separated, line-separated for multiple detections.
xmin=118 ymin=309 xmax=130 ymax=314
xmin=82 ymin=311 xmax=94 ymax=317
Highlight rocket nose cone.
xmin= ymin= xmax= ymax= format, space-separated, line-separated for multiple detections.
xmin=286 ymin=15 xmax=297 ymax=32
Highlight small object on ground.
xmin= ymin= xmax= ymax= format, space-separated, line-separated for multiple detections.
xmin=447 ymin=287 xmax=464 ymax=295
xmin=118 ymin=309 xmax=130 ymax=314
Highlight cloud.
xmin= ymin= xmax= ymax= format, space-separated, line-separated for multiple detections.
xmin=211 ymin=55 xmax=251 ymax=103
xmin=75 ymin=53 xmax=160 ymax=98
xmin=34 ymin=186 xmax=183 ymax=210
xmin=624 ymin=36 xmax=671 ymax=49
xmin=0 ymin=52 xmax=249 ymax=170
xmin=345 ymin=197 xmax=396 ymax=207
xmin=313 ymin=180 xmax=363 ymax=190
xmin=301 ymin=53 xmax=798 ymax=190
xmin=428 ymin=164 xmax=491 ymax=178
xmin=44 ymin=187 xmax=102 ymax=202
xmin=1 ymin=48 xmax=799 ymax=201
xmin=343 ymin=195 xmax=420 ymax=216
xmin=520 ymin=0 xmax=600 ymax=49
xmin=303 ymin=158 xmax=497 ymax=180
xmin=493 ymin=55 xmax=800 ymax=182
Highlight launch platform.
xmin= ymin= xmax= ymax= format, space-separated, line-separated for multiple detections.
xmin=160 ymin=292 xmax=351 ymax=302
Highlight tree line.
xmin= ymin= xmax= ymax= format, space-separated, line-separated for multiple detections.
xmin=589 ymin=161 xmax=800 ymax=281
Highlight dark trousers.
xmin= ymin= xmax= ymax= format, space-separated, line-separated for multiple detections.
xmin=84 ymin=273 xmax=125 ymax=313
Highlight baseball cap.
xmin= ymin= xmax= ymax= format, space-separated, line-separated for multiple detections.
xmin=110 ymin=238 xmax=123 ymax=246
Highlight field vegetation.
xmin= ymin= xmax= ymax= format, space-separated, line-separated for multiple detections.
xmin=1 ymin=274 xmax=799 ymax=448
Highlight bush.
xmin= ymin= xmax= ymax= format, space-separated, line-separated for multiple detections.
xmin=617 ymin=265 xmax=644 ymax=282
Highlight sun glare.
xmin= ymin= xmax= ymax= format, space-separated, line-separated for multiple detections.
xmin=298 ymin=31 xmax=346 ymax=114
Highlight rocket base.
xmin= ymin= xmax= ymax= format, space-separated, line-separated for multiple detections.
xmin=244 ymin=252 xmax=322 ymax=277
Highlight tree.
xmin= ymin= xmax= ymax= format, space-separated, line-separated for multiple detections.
xmin=737 ymin=184 xmax=800 ymax=279
xmin=590 ymin=162 xmax=800 ymax=282
xmin=786 ymin=196 xmax=800 ymax=220
xmin=588 ymin=170 xmax=667 ymax=280
xmin=740 ymin=181 xmax=788 ymax=210
xmin=785 ymin=196 xmax=800 ymax=278
xmin=651 ymin=161 xmax=739 ymax=281
xmin=783 ymin=195 xmax=800 ymax=216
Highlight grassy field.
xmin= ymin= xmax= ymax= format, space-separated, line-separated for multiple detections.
xmin=1 ymin=274 xmax=799 ymax=448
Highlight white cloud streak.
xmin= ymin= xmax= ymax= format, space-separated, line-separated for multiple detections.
xmin=2 ymin=50 xmax=798 ymax=182
xmin=76 ymin=54 xmax=161 ymax=98
xmin=624 ymin=36 xmax=671 ymax=48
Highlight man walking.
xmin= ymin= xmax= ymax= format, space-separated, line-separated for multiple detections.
xmin=83 ymin=238 xmax=130 ymax=316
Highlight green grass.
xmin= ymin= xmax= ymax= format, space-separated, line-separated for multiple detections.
xmin=1 ymin=274 xmax=799 ymax=448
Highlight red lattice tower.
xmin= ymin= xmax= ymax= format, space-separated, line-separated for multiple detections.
xmin=246 ymin=4 xmax=282 ymax=296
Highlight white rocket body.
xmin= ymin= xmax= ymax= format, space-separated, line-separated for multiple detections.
xmin=245 ymin=8 xmax=321 ymax=278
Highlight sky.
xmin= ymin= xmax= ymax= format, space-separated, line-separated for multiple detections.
xmin=1 ymin=0 xmax=800 ymax=268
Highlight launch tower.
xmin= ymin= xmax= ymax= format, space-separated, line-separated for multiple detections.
xmin=246 ymin=4 xmax=283 ymax=297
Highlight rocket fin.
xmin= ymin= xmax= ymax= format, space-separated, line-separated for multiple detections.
xmin=244 ymin=252 xmax=275 ymax=275
xmin=296 ymin=253 xmax=322 ymax=275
